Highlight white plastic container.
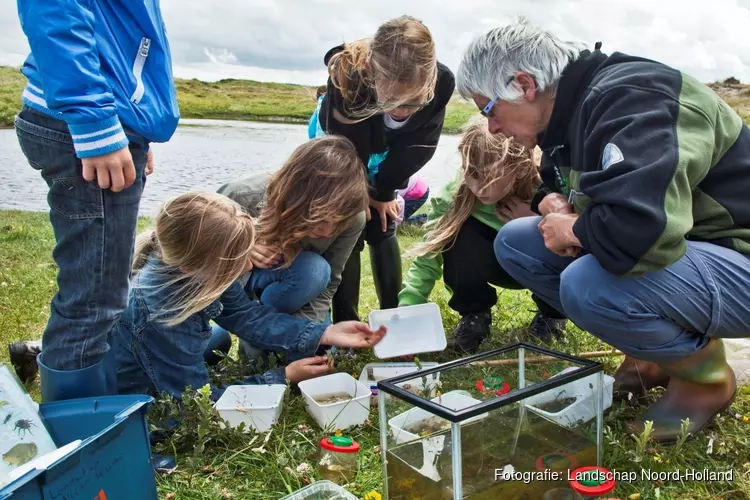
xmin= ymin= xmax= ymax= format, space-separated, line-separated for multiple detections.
xmin=215 ymin=385 xmax=286 ymax=433
xmin=369 ymin=303 xmax=447 ymax=359
xmin=523 ymin=367 xmax=615 ymax=428
xmin=358 ymin=362 xmax=441 ymax=406
xmin=279 ymin=480 xmax=359 ymax=500
xmin=388 ymin=390 xmax=488 ymax=482
xmin=298 ymin=373 xmax=371 ymax=431
xmin=388 ymin=390 xmax=488 ymax=444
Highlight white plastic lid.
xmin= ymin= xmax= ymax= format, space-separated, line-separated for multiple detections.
xmin=369 ymin=303 xmax=446 ymax=359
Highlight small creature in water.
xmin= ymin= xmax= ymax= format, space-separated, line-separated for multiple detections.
xmin=3 ymin=442 xmax=38 ymax=466
xmin=13 ymin=418 xmax=36 ymax=437
xmin=3 ymin=412 xmax=14 ymax=425
xmin=0 ymin=401 xmax=8 ymax=409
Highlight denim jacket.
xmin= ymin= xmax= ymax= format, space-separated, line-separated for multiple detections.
xmin=113 ymin=256 xmax=327 ymax=400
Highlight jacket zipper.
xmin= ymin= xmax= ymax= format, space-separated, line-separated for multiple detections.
xmin=130 ymin=37 xmax=151 ymax=104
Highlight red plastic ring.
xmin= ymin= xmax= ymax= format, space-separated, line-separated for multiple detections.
xmin=320 ymin=437 xmax=360 ymax=453
xmin=568 ymin=466 xmax=616 ymax=496
xmin=475 ymin=379 xmax=511 ymax=396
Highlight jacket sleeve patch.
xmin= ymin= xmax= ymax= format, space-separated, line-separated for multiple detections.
xmin=602 ymin=142 xmax=624 ymax=170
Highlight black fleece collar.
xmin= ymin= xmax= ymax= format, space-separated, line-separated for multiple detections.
xmin=538 ymin=45 xmax=609 ymax=152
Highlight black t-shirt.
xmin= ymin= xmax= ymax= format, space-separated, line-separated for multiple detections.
xmin=319 ymin=44 xmax=456 ymax=201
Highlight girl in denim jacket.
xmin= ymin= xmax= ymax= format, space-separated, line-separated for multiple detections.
xmin=113 ymin=191 xmax=385 ymax=401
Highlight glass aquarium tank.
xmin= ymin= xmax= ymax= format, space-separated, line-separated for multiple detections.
xmin=377 ymin=343 xmax=609 ymax=500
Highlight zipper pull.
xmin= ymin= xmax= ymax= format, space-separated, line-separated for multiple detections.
xmin=140 ymin=38 xmax=151 ymax=57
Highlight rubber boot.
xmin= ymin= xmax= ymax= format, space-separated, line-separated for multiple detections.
xmin=613 ymin=356 xmax=670 ymax=402
xmin=332 ymin=249 xmax=362 ymax=322
xmin=37 ymin=350 xmax=117 ymax=402
xmin=369 ymin=235 xmax=402 ymax=310
xmin=627 ymin=338 xmax=737 ymax=444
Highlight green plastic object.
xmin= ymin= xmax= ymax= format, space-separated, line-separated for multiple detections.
xmin=483 ymin=376 xmax=504 ymax=389
xmin=330 ymin=436 xmax=353 ymax=447
xmin=578 ymin=470 xmax=604 ymax=486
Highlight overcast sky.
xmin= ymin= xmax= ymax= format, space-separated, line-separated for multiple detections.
xmin=2 ymin=0 xmax=750 ymax=86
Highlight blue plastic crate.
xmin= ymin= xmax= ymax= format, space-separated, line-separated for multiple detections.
xmin=0 ymin=395 xmax=157 ymax=500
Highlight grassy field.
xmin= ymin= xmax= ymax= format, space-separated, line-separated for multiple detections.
xmin=0 ymin=66 xmax=476 ymax=133
xmin=1 ymin=210 xmax=749 ymax=499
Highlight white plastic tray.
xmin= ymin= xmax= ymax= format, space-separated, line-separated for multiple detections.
xmin=280 ymin=480 xmax=358 ymax=499
xmin=388 ymin=390 xmax=488 ymax=444
xmin=369 ymin=304 xmax=446 ymax=359
xmin=388 ymin=390 xmax=488 ymax=483
xmin=215 ymin=385 xmax=287 ymax=433
xmin=523 ymin=367 xmax=614 ymax=428
xmin=298 ymin=373 xmax=371 ymax=431
xmin=358 ymin=362 xmax=440 ymax=406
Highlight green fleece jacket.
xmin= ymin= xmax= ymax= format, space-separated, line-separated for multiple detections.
xmin=398 ymin=176 xmax=505 ymax=306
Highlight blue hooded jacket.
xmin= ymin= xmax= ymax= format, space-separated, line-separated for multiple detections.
xmin=16 ymin=0 xmax=180 ymax=158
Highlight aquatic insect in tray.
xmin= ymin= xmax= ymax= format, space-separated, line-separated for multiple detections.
xmin=3 ymin=412 xmax=14 ymax=425
xmin=13 ymin=418 xmax=36 ymax=437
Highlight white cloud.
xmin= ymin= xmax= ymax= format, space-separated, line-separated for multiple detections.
xmin=203 ymin=48 xmax=238 ymax=66
xmin=1 ymin=0 xmax=749 ymax=85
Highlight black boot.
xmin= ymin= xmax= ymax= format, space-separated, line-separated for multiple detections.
xmin=528 ymin=311 xmax=566 ymax=342
xmin=369 ymin=235 xmax=402 ymax=310
xmin=447 ymin=310 xmax=491 ymax=353
xmin=332 ymin=248 xmax=362 ymax=322
xmin=9 ymin=340 xmax=42 ymax=383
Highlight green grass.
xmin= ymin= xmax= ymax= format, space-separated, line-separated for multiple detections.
xmin=1 ymin=211 xmax=749 ymax=499
xmin=0 ymin=66 xmax=477 ymax=133
xmin=0 ymin=66 xmax=27 ymax=131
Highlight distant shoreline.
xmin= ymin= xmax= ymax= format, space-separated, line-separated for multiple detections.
xmin=3 ymin=65 xmax=746 ymax=133
xmin=0 ymin=66 xmax=472 ymax=134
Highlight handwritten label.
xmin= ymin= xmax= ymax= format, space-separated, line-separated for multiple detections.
xmin=46 ymin=453 xmax=124 ymax=500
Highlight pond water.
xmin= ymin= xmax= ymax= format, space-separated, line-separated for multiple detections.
xmin=0 ymin=119 xmax=462 ymax=216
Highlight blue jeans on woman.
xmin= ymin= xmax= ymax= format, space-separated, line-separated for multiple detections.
xmin=207 ymin=251 xmax=332 ymax=365
xmin=494 ymin=216 xmax=750 ymax=364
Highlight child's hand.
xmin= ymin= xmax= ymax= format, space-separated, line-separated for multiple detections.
xmin=321 ymin=321 xmax=387 ymax=349
xmin=145 ymin=149 xmax=155 ymax=176
xmin=368 ymin=197 xmax=401 ymax=232
xmin=285 ymin=356 xmax=331 ymax=383
xmin=249 ymin=244 xmax=281 ymax=269
xmin=498 ymin=196 xmax=537 ymax=222
xmin=538 ymin=193 xmax=574 ymax=216
xmin=82 ymin=147 xmax=135 ymax=192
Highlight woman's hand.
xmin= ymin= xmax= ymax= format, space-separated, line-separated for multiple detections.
xmin=321 ymin=321 xmax=387 ymax=349
xmin=367 ymin=197 xmax=401 ymax=232
xmin=498 ymin=196 xmax=536 ymax=222
xmin=249 ymin=244 xmax=281 ymax=269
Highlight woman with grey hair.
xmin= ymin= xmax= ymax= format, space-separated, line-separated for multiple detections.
xmin=457 ymin=19 xmax=750 ymax=444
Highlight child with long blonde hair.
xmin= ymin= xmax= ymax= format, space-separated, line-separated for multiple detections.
xmin=111 ymin=191 xmax=384 ymax=401
xmin=309 ymin=15 xmax=456 ymax=324
xmin=215 ymin=136 xmax=369 ymax=361
xmin=399 ymin=123 xmax=566 ymax=352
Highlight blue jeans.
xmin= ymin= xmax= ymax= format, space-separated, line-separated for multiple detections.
xmin=15 ymin=106 xmax=147 ymax=371
xmin=404 ymin=187 xmax=429 ymax=223
xmin=495 ymin=216 xmax=750 ymax=364
xmin=211 ymin=251 xmax=332 ymax=362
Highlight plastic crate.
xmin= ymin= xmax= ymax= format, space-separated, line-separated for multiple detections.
xmin=280 ymin=480 xmax=358 ymax=500
xmin=0 ymin=395 xmax=157 ymax=500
